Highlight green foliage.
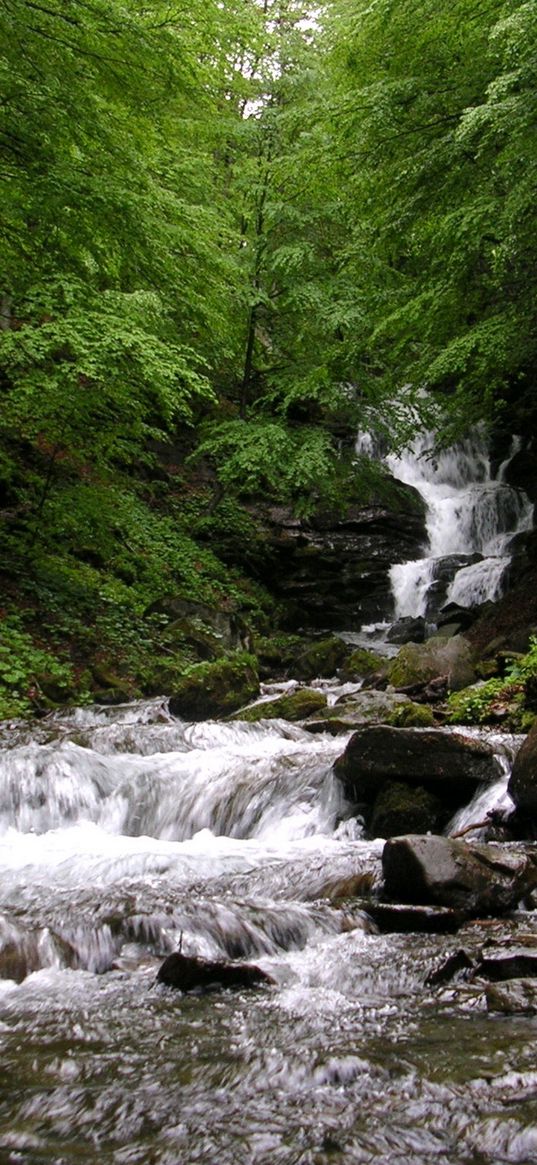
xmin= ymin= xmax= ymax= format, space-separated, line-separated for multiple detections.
xmin=0 ymin=617 xmax=74 ymax=718
xmin=447 ymin=638 xmax=537 ymax=728
xmin=192 ymin=419 xmax=346 ymax=513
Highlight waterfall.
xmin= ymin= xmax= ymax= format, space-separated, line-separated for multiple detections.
xmin=385 ymin=430 xmax=533 ymax=620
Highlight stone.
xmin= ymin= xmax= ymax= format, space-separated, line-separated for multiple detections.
xmin=387 ymin=635 xmax=476 ymax=693
xmin=339 ymin=647 xmax=387 ymax=682
xmin=370 ymin=781 xmax=442 ymax=839
xmin=476 ymin=948 xmax=537 ymax=981
xmin=169 ymin=653 xmax=259 ymax=721
xmin=426 ymin=948 xmax=475 ymax=985
xmin=485 ymin=979 xmax=537 ymax=1014
xmin=258 ymin=491 xmax=427 ymax=630
xmin=508 ymin=719 xmax=537 ymax=818
xmin=156 ymin=952 xmax=273 ymax=992
xmin=232 ymin=688 xmax=327 ymax=723
xmin=382 ymin=834 xmax=537 ymax=916
xmin=288 ymin=637 xmax=350 ymax=681
xmin=387 ymin=702 xmax=436 ymax=727
xmin=334 ymin=725 xmax=498 ymax=809
xmin=387 ymin=617 xmax=426 ymax=645
xmin=364 ymin=902 xmax=462 ymax=935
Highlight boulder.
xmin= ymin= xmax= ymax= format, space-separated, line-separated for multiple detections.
xmin=387 ymin=702 xmax=436 ymax=728
xmin=363 ymin=902 xmax=462 ymax=935
xmin=339 ymin=647 xmax=388 ymax=682
xmin=476 ymin=948 xmax=537 ymax=981
xmin=387 ymin=634 xmax=476 ymax=693
xmin=486 ymin=979 xmax=537 ymax=1014
xmin=508 ymin=719 xmax=537 ymax=818
xmin=156 ymin=952 xmax=273 ymax=992
xmin=334 ymin=725 xmax=498 ymax=808
xmin=369 ymin=781 xmax=442 ymax=839
xmin=305 ymin=691 xmax=427 ymax=737
xmin=169 ymin=653 xmax=259 ymax=721
xmin=232 ymin=688 xmax=326 ymax=723
xmin=387 ymin=617 xmax=426 ymax=645
xmin=288 ymin=637 xmax=349 ymax=681
xmin=382 ymin=834 xmax=537 ymax=916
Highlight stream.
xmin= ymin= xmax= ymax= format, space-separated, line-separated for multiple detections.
xmin=1 ymin=700 xmax=537 ymax=1165
xmin=2 ymin=429 xmax=537 ymax=1164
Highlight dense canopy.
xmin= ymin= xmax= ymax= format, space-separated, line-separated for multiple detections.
xmin=0 ymin=0 xmax=535 ymax=709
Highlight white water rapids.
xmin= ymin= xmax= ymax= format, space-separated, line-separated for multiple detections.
xmin=1 ymin=695 xmax=537 ymax=1164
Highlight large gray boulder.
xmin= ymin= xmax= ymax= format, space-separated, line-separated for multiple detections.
xmin=508 ymin=719 xmax=537 ymax=817
xmin=382 ymin=834 xmax=537 ymax=915
xmin=334 ymin=725 xmax=498 ymax=806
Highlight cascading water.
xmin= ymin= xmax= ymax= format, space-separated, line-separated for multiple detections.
xmin=386 ymin=430 xmax=533 ymax=620
xmin=1 ymin=692 xmax=537 ymax=1165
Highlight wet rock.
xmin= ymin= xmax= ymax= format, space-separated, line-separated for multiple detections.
xmin=339 ymin=647 xmax=388 ymax=682
xmin=146 ymin=597 xmax=247 ymax=651
xmin=387 ymin=617 xmax=426 ymax=645
xmin=288 ymin=637 xmax=350 ymax=682
xmin=437 ymin=603 xmax=479 ymax=634
xmin=233 ymin=688 xmax=327 ymax=723
xmin=508 ymin=719 xmax=537 ymax=819
xmin=382 ymin=834 xmax=537 ymax=916
xmin=476 ymin=948 xmax=537 ymax=981
xmin=387 ymin=635 xmax=476 ymax=693
xmin=370 ymin=781 xmax=442 ymax=839
xmin=258 ymin=492 xmax=426 ymax=630
xmin=334 ymin=725 xmax=498 ymax=808
xmin=156 ymin=952 xmax=273 ymax=993
xmin=485 ymin=979 xmax=537 ymax=1014
xmin=386 ymin=702 xmax=436 ymax=728
xmin=426 ymin=948 xmax=475 ymax=985
xmin=364 ymin=902 xmax=462 ymax=935
xmin=169 ymin=653 xmax=259 ymax=721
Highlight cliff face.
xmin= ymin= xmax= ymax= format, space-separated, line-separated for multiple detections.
xmin=258 ymin=493 xmax=427 ymax=630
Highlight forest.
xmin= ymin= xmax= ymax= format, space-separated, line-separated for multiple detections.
xmin=1 ymin=0 xmax=536 ymax=716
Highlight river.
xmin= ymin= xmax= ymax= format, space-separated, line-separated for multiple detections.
xmin=1 ymin=698 xmax=537 ymax=1165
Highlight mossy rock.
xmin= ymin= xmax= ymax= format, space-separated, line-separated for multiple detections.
xmin=387 ymin=635 xmax=475 ymax=692
xmin=289 ymin=637 xmax=349 ymax=682
xmin=339 ymin=647 xmax=387 ymax=681
xmin=253 ymin=634 xmax=304 ymax=679
xmin=169 ymin=653 xmax=259 ymax=721
xmin=233 ymin=688 xmax=327 ymax=723
xmin=369 ymin=781 xmax=443 ymax=839
xmin=162 ymin=618 xmax=226 ymax=661
xmin=387 ymin=702 xmax=435 ymax=728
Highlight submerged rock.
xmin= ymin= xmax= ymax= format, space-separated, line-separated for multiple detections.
xmin=382 ymin=834 xmax=537 ymax=916
xmin=157 ymin=952 xmax=274 ymax=993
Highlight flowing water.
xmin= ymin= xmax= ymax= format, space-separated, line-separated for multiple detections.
xmin=387 ymin=431 xmax=533 ymax=620
xmin=2 ymin=697 xmax=537 ymax=1165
